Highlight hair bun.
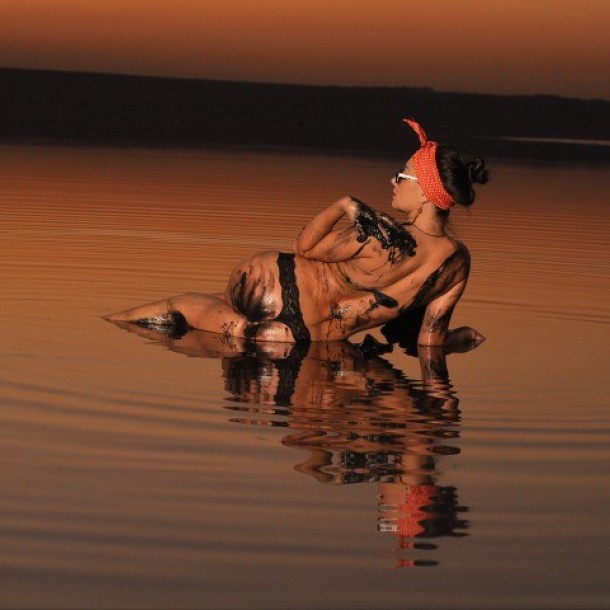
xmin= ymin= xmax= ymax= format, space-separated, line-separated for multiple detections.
xmin=467 ymin=157 xmax=489 ymax=185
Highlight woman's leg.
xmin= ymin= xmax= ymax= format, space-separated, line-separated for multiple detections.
xmin=104 ymin=292 xmax=246 ymax=335
xmin=104 ymin=292 xmax=297 ymax=342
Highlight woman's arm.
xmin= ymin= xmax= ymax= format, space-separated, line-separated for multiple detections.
xmin=293 ymin=197 xmax=377 ymax=262
xmin=294 ymin=197 xmax=353 ymax=254
xmin=417 ymin=280 xmax=485 ymax=349
xmin=417 ymin=280 xmax=466 ymax=347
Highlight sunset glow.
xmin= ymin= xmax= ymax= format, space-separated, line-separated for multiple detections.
xmin=0 ymin=0 xmax=608 ymax=99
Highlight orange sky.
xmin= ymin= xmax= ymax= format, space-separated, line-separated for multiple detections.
xmin=0 ymin=0 xmax=608 ymax=99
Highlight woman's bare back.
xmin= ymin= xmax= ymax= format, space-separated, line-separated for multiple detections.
xmin=295 ymin=227 xmax=470 ymax=341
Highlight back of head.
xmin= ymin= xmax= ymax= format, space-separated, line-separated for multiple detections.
xmin=436 ymin=145 xmax=489 ymax=208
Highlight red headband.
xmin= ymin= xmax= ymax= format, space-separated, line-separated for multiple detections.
xmin=403 ymin=118 xmax=454 ymax=210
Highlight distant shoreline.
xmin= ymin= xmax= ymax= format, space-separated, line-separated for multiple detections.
xmin=1 ymin=68 xmax=608 ymax=163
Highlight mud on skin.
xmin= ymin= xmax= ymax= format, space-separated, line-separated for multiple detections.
xmin=135 ymin=310 xmax=190 ymax=339
xmin=339 ymin=272 xmax=399 ymax=310
xmin=325 ymin=286 xmax=399 ymax=337
xmin=350 ymin=197 xmax=417 ymax=263
xmin=226 ymin=254 xmax=311 ymax=343
xmin=399 ymin=244 xmax=471 ymax=315
xmin=382 ymin=244 xmax=471 ymax=351
xmin=230 ymin=270 xmax=277 ymax=321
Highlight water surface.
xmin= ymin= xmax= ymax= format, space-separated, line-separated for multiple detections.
xmin=1 ymin=143 xmax=608 ymax=609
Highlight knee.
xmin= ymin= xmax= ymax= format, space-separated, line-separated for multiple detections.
xmin=245 ymin=321 xmax=295 ymax=343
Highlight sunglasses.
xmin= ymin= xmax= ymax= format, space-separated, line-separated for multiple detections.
xmin=394 ymin=171 xmax=418 ymax=184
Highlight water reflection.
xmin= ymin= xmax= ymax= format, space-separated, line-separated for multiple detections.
xmin=110 ymin=321 xmax=474 ymax=567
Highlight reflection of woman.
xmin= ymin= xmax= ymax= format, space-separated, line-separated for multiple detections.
xmin=222 ymin=338 xmax=471 ymax=564
xmin=113 ymin=323 xmax=473 ymax=565
xmin=106 ymin=119 xmax=488 ymax=347
xmin=224 ymin=342 xmax=462 ymax=481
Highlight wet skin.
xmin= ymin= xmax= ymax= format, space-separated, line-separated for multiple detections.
xmin=216 ymin=199 xmax=468 ymax=342
xmin=105 ymin=198 xmax=474 ymax=345
xmin=301 ymin=201 xmax=470 ymax=342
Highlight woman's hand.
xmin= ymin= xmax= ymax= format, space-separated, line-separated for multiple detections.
xmin=444 ymin=327 xmax=486 ymax=353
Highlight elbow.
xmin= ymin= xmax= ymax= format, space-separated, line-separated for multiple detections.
xmin=293 ymin=242 xmax=311 ymax=259
xmin=293 ymin=236 xmax=322 ymax=260
xmin=293 ymin=238 xmax=308 ymax=257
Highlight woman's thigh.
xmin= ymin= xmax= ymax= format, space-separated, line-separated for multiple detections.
xmin=183 ymin=293 xmax=296 ymax=342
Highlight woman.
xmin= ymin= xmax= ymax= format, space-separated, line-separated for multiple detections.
xmin=105 ymin=119 xmax=488 ymax=347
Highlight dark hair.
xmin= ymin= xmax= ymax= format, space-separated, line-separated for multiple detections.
xmin=436 ymin=145 xmax=489 ymax=210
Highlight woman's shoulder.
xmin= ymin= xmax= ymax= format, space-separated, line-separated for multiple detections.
xmin=446 ymin=238 xmax=471 ymax=270
xmin=432 ymin=233 xmax=467 ymax=258
xmin=387 ymin=236 xmax=470 ymax=293
xmin=424 ymin=239 xmax=471 ymax=298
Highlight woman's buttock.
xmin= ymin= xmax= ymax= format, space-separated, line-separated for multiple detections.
xmin=226 ymin=250 xmax=312 ymax=343
xmin=226 ymin=250 xmax=282 ymax=321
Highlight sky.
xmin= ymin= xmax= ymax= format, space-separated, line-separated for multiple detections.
xmin=0 ymin=0 xmax=609 ymax=100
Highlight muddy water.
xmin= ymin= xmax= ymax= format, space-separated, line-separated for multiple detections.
xmin=1 ymin=143 xmax=608 ymax=609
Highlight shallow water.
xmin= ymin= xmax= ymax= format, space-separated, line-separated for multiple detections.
xmin=1 ymin=143 xmax=609 ymax=609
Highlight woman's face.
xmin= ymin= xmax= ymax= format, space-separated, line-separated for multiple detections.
xmin=390 ymin=157 xmax=424 ymax=214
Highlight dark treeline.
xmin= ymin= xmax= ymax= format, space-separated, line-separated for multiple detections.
xmin=1 ymin=68 xmax=609 ymax=162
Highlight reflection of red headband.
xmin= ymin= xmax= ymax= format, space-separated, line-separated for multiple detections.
xmin=396 ymin=483 xmax=437 ymax=537
xmin=403 ymin=119 xmax=454 ymax=210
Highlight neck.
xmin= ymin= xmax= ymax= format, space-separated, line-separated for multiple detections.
xmin=407 ymin=203 xmax=446 ymax=236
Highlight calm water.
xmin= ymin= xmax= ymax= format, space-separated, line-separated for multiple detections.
xmin=1 ymin=143 xmax=609 ymax=609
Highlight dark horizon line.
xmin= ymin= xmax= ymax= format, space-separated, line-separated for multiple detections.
xmin=1 ymin=66 xmax=608 ymax=163
xmin=1 ymin=64 xmax=608 ymax=104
